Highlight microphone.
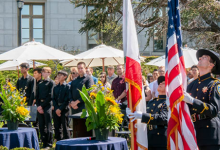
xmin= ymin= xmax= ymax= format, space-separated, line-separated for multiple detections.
xmin=87 ymin=137 xmax=96 ymax=140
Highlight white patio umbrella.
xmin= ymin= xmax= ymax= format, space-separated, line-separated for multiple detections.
xmin=0 ymin=41 xmax=76 ymax=68
xmin=0 ymin=60 xmax=46 ymax=77
xmin=62 ymin=44 xmax=145 ymax=71
xmin=62 ymin=44 xmax=124 ymax=71
xmin=146 ymin=47 xmax=198 ymax=68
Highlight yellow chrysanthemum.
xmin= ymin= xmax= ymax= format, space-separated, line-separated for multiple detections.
xmin=105 ymin=97 xmax=117 ymax=105
xmin=94 ymin=107 xmax=97 ymax=113
xmin=23 ymin=97 xmax=26 ymax=102
xmin=16 ymin=106 xmax=29 ymax=116
xmin=115 ymin=113 xmax=124 ymax=124
xmin=92 ymin=85 xmax=97 ymax=87
xmin=109 ymin=105 xmax=120 ymax=114
xmin=8 ymin=82 xmax=16 ymax=91
xmin=90 ymin=92 xmax=97 ymax=98
xmin=98 ymin=81 xmax=103 ymax=86
xmin=101 ymin=87 xmax=105 ymax=91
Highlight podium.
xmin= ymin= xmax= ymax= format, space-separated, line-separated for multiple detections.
xmin=68 ymin=112 xmax=92 ymax=138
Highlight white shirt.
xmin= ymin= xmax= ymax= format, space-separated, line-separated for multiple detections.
xmin=151 ymin=80 xmax=159 ymax=98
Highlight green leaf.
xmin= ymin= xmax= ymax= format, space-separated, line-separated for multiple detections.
xmin=79 ymin=88 xmax=99 ymax=128
xmin=96 ymin=91 xmax=106 ymax=127
xmin=81 ymin=109 xmax=87 ymax=118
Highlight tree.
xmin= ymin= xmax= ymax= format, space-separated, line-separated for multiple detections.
xmin=69 ymin=0 xmax=220 ymax=52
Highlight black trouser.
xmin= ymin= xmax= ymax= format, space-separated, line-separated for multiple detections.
xmin=54 ymin=108 xmax=70 ymax=141
xmin=199 ymin=146 xmax=220 ymax=150
xmin=37 ymin=105 xmax=53 ymax=146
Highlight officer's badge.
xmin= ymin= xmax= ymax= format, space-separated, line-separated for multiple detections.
xmin=202 ymin=87 xmax=208 ymax=93
xmin=158 ymin=103 xmax=162 ymax=108
xmin=217 ymin=85 xmax=220 ymax=95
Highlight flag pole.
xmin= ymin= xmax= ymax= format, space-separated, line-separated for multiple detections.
xmin=128 ymin=83 xmax=135 ymax=150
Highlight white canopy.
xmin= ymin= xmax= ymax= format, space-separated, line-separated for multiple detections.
xmin=62 ymin=44 xmax=145 ymax=70
xmin=62 ymin=44 xmax=124 ymax=70
xmin=0 ymin=60 xmax=46 ymax=71
xmin=0 ymin=41 xmax=76 ymax=61
xmin=146 ymin=47 xmax=198 ymax=68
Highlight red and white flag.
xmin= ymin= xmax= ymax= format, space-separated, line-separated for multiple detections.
xmin=123 ymin=0 xmax=148 ymax=149
xmin=165 ymin=0 xmax=198 ymax=149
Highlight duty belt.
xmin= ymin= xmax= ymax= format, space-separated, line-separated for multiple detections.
xmin=191 ymin=113 xmax=210 ymax=122
xmin=148 ymin=125 xmax=167 ymax=130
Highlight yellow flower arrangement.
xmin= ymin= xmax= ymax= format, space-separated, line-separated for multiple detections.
xmin=80 ymin=83 xmax=124 ymax=132
xmin=16 ymin=106 xmax=29 ymax=116
xmin=0 ymin=82 xmax=30 ymax=123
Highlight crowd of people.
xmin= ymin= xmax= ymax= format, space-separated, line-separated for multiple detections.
xmin=4 ymin=62 xmax=128 ymax=149
xmin=1 ymin=49 xmax=220 ymax=150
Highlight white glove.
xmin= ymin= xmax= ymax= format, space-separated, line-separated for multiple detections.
xmin=126 ymin=108 xmax=131 ymax=115
xmin=183 ymin=91 xmax=194 ymax=104
xmin=127 ymin=110 xmax=143 ymax=122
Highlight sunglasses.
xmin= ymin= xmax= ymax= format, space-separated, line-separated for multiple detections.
xmin=71 ymin=72 xmax=76 ymax=75
xmin=100 ymin=76 xmax=105 ymax=78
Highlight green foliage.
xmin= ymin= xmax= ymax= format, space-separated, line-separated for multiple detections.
xmin=0 ymin=146 xmax=8 ymax=150
xmin=70 ymin=0 xmax=220 ymax=52
xmin=0 ymin=121 xmax=4 ymax=128
xmin=141 ymin=56 xmax=159 ymax=76
xmin=79 ymin=84 xmax=123 ymax=131
xmin=11 ymin=148 xmax=34 ymax=150
xmin=0 ymin=83 xmax=30 ymax=122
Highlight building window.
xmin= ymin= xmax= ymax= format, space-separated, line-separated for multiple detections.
xmin=153 ymin=7 xmax=167 ymax=52
xmin=87 ymin=6 xmax=99 ymax=49
xmin=21 ymin=4 xmax=45 ymax=44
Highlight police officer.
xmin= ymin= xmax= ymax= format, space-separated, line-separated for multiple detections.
xmin=52 ymin=71 xmax=70 ymax=141
xmin=183 ymin=49 xmax=220 ymax=150
xmin=127 ymin=76 xmax=168 ymax=150
xmin=16 ymin=63 xmax=34 ymax=106
xmin=36 ymin=67 xmax=55 ymax=148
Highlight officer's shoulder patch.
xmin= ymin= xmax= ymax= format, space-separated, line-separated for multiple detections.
xmin=217 ymin=84 xmax=220 ymax=95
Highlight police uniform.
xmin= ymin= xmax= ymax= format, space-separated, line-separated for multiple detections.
xmin=36 ymin=78 xmax=55 ymax=147
xmin=16 ymin=74 xmax=34 ymax=106
xmin=52 ymin=81 xmax=70 ymax=141
xmin=141 ymin=76 xmax=168 ymax=150
xmin=187 ymin=49 xmax=220 ymax=150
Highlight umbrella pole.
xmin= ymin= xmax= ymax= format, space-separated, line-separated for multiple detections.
xmin=17 ymin=66 xmax=20 ymax=78
xmin=102 ymin=58 xmax=105 ymax=71
xmin=33 ymin=60 xmax=35 ymax=69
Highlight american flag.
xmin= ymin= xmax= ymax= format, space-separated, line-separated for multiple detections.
xmin=165 ymin=0 xmax=198 ymax=150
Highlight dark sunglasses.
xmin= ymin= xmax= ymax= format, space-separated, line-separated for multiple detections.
xmin=71 ymin=72 xmax=76 ymax=75
xmin=100 ymin=76 xmax=105 ymax=78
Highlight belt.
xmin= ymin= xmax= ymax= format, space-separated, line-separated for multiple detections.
xmin=148 ymin=125 xmax=167 ymax=130
xmin=41 ymin=99 xmax=44 ymax=102
xmin=191 ymin=113 xmax=210 ymax=122
xmin=58 ymin=103 xmax=62 ymax=106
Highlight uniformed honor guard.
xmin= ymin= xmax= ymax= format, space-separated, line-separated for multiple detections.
xmin=16 ymin=63 xmax=34 ymax=106
xmin=183 ymin=49 xmax=220 ymax=150
xmin=127 ymin=76 xmax=168 ymax=150
xmin=36 ymin=67 xmax=55 ymax=148
xmin=52 ymin=71 xmax=70 ymax=141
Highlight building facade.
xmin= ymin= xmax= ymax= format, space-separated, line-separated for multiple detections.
xmin=0 ymin=0 xmax=165 ymax=56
